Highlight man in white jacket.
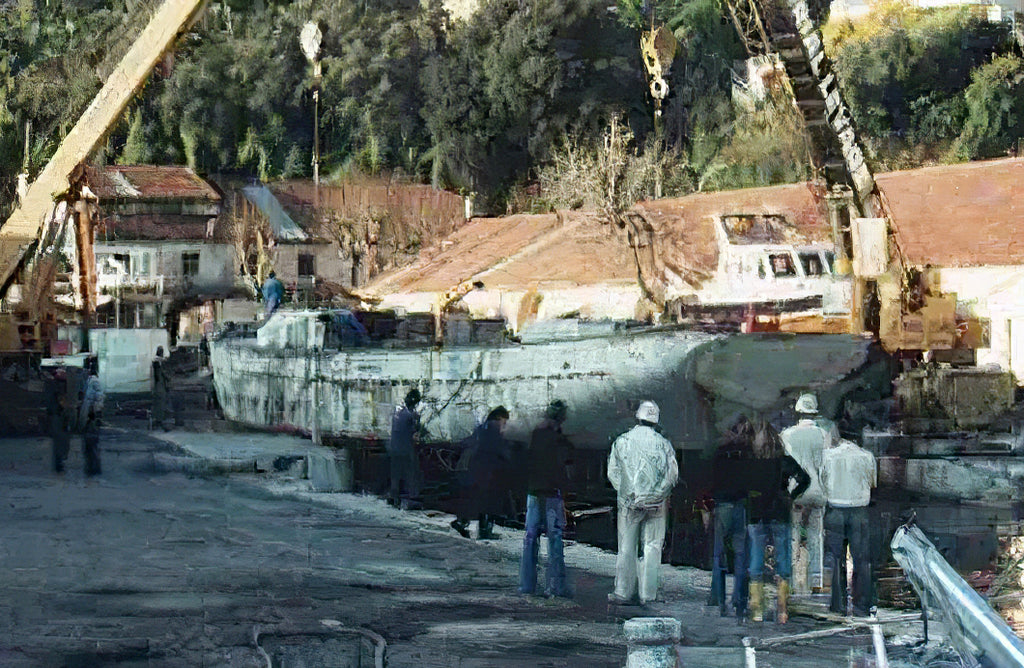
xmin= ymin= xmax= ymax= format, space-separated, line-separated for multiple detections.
xmin=781 ymin=392 xmax=832 ymax=593
xmin=607 ymin=400 xmax=679 ymax=605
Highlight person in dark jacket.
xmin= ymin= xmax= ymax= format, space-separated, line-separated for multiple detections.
xmin=46 ymin=367 xmax=70 ymax=473
xmin=708 ymin=416 xmax=757 ymax=618
xmin=151 ymin=346 xmax=171 ymax=431
xmin=387 ymin=389 xmax=422 ymax=508
xmin=744 ymin=418 xmax=810 ymax=624
xmin=517 ymin=400 xmax=574 ymax=598
xmin=450 ymin=406 xmax=511 ymax=539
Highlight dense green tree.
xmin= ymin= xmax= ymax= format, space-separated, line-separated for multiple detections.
xmin=825 ymin=3 xmax=1011 ymax=167
xmin=1 ymin=0 xmax=1020 ymax=220
xmin=954 ymin=54 xmax=1024 ymax=160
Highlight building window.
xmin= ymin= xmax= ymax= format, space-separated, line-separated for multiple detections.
xmin=182 ymin=251 xmax=200 ymax=277
xmin=768 ymin=253 xmax=796 ymax=277
xmin=799 ymin=252 xmax=824 ymax=276
xmin=298 ymin=253 xmax=315 ymax=277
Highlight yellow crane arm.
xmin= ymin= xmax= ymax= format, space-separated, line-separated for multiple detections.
xmin=0 ymin=0 xmax=209 ymax=297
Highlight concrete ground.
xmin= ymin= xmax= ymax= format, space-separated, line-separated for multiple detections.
xmin=0 ymin=415 xmax=944 ymax=667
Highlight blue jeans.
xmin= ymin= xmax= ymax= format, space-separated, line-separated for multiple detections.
xmin=710 ymin=501 xmax=748 ymax=613
xmin=518 ymin=494 xmax=569 ymax=596
xmin=748 ymin=520 xmax=792 ymax=580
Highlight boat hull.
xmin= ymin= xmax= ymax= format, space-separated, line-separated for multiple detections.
xmin=210 ymin=327 xmax=721 ymax=449
xmin=210 ymin=324 xmax=875 ymax=451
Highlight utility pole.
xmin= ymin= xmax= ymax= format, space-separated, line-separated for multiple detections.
xmin=300 ymin=22 xmax=323 ymax=205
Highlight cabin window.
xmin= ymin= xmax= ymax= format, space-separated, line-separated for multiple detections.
xmin=768 ymin=253 xmax=796 ymax=277
xmin=298 ymin=253 xmax=315 ymax=277
xmin=182 ymin=251 xmax=200 ymax=277
xmin=138 ymin=252 xmax=151 ymax=277
xmin=799 ymin=252 xmax=825 ymax=276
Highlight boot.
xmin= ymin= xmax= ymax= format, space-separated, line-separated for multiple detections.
xmin=450 ymin=518 xmax=471 ymax=538
xmin=478 ymin=515 xmax=501 ymax=540
xmin=749 ymin=581 xmax=764 ymax=623
xmin=777 ymin=579 xmax=790 ymax=624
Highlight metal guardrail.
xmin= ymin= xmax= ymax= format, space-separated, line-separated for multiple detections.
xmin=892 ymin=522 xmax=1024 ymax=668
xmin=741 ymin=609 xmax=921 ymax=667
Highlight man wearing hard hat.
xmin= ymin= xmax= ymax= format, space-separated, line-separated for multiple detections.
xmin=607 ymin=400 xmax=679 ymax=605
xmin=781 ymin=392 xmax=833 ymax=594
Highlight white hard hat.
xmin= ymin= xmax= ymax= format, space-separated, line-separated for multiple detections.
xmin=795 ymin=393 xmax=818 ymax=414
xmin=636 ymin=400 xmax=660 ymax=424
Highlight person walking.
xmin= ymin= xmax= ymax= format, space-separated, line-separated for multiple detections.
xmin=518 ymin=400 xmax=574 ymax=598
xmin=387 ymin=389 xmax=422 ymax=509
xmin=745 ymin=419 xmax=810 ymax=624
xmin=708 ymin=416 xmax=756 ymax=618
xmin=151 ymin=346 xmax=171 ymax=431
xmin=820 ymin=437 xmax=877 ymax=617
xmin=450 ymin=406 xmax=511 ymax=540
xmin=607 ymin=400 xmax=679 ymax=606
xmin=262 ymin=271 xmax=285 ymax=316
xmin=781 ymin=393 xmax=832 ymax=594
xmin=46 ymin=367 xmax=70 ymax=473
xmin=78 ymin=360 xmax=104 ymax=476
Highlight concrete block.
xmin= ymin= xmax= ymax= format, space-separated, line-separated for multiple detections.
xmin=307 ymin=449 xmax=353 ymax=492
xmin=623 ymin=617 xmax=681 ymax=668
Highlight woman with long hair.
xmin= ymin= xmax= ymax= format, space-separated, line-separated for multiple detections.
xmin=745 ymin=417 xmax=810 ymax=623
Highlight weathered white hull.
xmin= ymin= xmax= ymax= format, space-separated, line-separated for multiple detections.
xmin=209 ymin=326 xmax=721 ymax=449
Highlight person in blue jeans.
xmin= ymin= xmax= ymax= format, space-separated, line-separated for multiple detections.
xmin=518 ymin=400 xmax=574 ymax=598
xmin=708 ymin=417 xmax=758 ymax=618
xmin=744 ymin=418 xmax=809 ymax=623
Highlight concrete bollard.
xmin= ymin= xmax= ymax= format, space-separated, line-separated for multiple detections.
xmin=307 ymin=448 xmax=354 ymax=492
xmin=623 ymin=617 xmax=681 ymax=668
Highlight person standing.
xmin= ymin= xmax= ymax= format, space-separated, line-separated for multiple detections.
xmin=78 ymin=360 xmax=104 ymax=476
xmin=780 ymin=393 xmax=832 ymax=594
xmin=451 ymin=406 xmax=511 ymax=540
xmin=745 ymin=419 xmax=810 ymax=624
xmin=46 ymin=367 xmax=70 ymax=473
xmin=262 ymin=271 xmax=285 ymax=316
xmin=151 ymin=346 xmax=171 ymax=431
xmin=518 ymin=400 xmax=574 ymax=598
xmin=387 ymin=389 xmax=422 ymax=508
xmin=607 ymin=400 xmax=679 ymax=606
xmin=708 ymin=416 xmax=756 ymax=618
xmin=820 ymin=437 xmax=877 ymax=617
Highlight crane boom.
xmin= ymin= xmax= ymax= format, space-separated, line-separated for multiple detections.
xmin=0 ymin=0 xmax=208 ymax=298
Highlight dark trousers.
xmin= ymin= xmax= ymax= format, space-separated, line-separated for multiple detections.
xmin=52 ymin=419 xmax=101 ymax=476
xmin=82 ymin=418 xmax=102 ymax=476
xmin=824 ymin=505 xmax=873 ymax=615
xmin=389 ymin=453 xmax=420 ymax=504
xmin=51 ymin=423 xmax=70 ymax=473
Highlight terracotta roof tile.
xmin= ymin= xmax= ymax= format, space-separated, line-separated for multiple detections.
xmin=366 ymin=213 xmax=565 ymax=294
xmin=86 ymin=165 xmax=221 ymax=202
xmin=877 ymin=158 xmax=1024 ymax=267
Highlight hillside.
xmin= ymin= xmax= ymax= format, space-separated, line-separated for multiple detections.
xmin=0 ymin=0 xmax=1021 ymax=219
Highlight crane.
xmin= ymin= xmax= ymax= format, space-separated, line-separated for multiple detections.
xmin=0 ymin=0 xmax=209 ymax=309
